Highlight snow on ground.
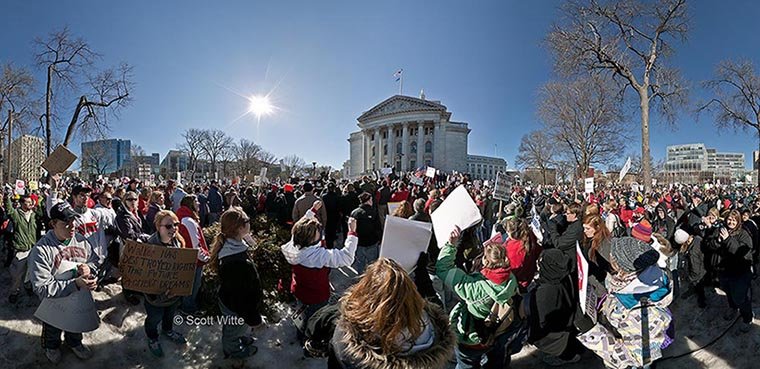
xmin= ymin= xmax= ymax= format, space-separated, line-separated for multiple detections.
xmin=1 ymin=263 xmax=758 ymax=369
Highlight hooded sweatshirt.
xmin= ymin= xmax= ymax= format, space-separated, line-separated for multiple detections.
xmin=27 ymin=231 xmax=99 ymax=300
xmin=218 ymin=238 xmax=263 ymax=326
xmin=436 ymin=242 xmax=518 ymax=346
xmin=47 ymin=192 xmax=116 ymax=264
xmin=177 ymin=206 xmax=210 ymax=267
xmin=281 ymin=207 xmax=358 ymax=304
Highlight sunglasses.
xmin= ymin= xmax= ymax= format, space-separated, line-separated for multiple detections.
xmin=125 ymin=198 xmax=138 ymax=202
xmin=161 ymin=222 xmax=180 ymax=229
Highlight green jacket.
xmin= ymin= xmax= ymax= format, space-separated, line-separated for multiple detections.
xmin=5 ymin=197 xmax=42 ymax=252
xmin=436 ymin=242 xmax=518 ymax=346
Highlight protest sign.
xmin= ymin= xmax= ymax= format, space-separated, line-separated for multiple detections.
xmin=381 ymin=167 xmax=393 ymax=175
xmin=431 ymin=185 xmax=482 ymax=248
xmin=410 ymin=176 xmax=424 ymax=186
xmin=425 ymin=167 xmax=436 ymax=178
xmin=387 ymin=202 xmax=401 ymax=216
xmin=260 ymin=167 xmax=268 ymax=179
xmin=34 ymin=260 xmax=99 ymax=333
xmin=493 ymin=172 xmax=510 ymax=201
xmin=28 ymin=180 xmax=38 ymax=191
xmin=584 ymin=177 xmax=594 ymax=194
xmin=120 ymin=240 xmax=198 ymax=296
xmin=619 ymin=157 xmax=632 ymax=182
xmin=576 ymin=242 xmax=597 ymax=324
xmin=41 ymin=145 xmax=77 ymax=174
xmin=379 ymin=216 xmax=432 ymax=272
xmin=14 ymin=180 xmax=25 ymax=196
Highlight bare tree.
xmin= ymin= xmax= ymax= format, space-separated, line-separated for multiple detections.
xmin=538 ymin=75 xmax=627 ymax=180
xmin=0 ymin=63 xmax=37 ymax=135
xmin=515 ymin=130 xmax=557 ymax=184
xmin=178 ymin=128 xmax=206 ymax=174
xmin=81 ymin=144 xmax=114 ymax=178
xmin=699 ymin=60 xmax=760 ymax=186
xmin=62 ymin=63 xmax=133 ymax=146
xmin=199 ymin=129 xmax=233 ymax=177
xmin=131 ymin=144 xmax=146 ymax=157
xmin=234 ymin=138 xmax=263 ymax=175
xmin=34 ymin=27 xmax=97 ymax=154
xmin=280 ymin=154 xmax=306 ymax=175
xmin=257 ymin=150 xmax=277 ymax=167
xmin=547 ymin=0 xmax=689 ymax=191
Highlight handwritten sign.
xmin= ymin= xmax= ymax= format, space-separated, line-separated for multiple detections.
xmin=584 ymin=177 xmax=594 ymax=194
xmin=426 ymin=167 xmax=437 ymax=178
xmin=34 ymin=259 xmax=99 ymax=333
xmin=410 ymin=176 xmax=424 ymax=186
xmin=41 ymin=145 xmax=77 ymax=174
xmin=493 ymin=172 xmax=511 ymax=201
xmin=120 ymin=240 xmax=198 ymax=296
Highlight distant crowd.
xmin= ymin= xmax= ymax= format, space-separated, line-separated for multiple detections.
xmin=1 ymin=169 xmax=758 ymax=369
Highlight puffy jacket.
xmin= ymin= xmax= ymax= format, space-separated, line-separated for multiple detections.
xmin=176 ymin=206 xmax=210 ymax=267
xmin=5 ymin=197 xmax=42 ymax=252
xmin=436 ymin=242 xmax=518 ymax=346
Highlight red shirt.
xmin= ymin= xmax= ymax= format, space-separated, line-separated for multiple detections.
xmin=504 ymin=238 xmax=542 ymax=290
xmin=390 ymin=190 xmax=410 ymax=203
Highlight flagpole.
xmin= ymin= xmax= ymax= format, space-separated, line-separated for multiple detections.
xmin=399 ymin=73 xmax=403 ymax=95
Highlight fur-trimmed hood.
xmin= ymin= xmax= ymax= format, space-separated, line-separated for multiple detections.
xmin=331 ymin=302 xmax=455 ymax=369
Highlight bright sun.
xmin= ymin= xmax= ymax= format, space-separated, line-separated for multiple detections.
xmin=248 ymin=95 xmax=274 ymax=117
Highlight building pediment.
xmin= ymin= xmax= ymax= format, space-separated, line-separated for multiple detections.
xmin=357 ymin=95 xmax=446 ymax=122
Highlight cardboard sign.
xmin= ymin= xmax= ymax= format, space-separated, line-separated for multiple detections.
xmin=379 ymin=216 xmax=433 ymax=272
xmin=426 ymin=167 xmax=437 ymax=178
xmin=260 ymin=167 xmax=268 ymax=179
xmin=584 ymin=177 xmax=594 ymax=194
xmin=431 ymin=185 xmax=483 ymax=248
xmin=493 ymin=172 xmax=510 ymax=201
xmin=41 ymin=145 xmax=77 ymax=174
xmin=120 ymin=240 xmax=198 ymax=296
xmin=34 ymin=260 xmax=99 ymax=333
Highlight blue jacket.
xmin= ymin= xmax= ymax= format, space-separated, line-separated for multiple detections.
xmin=208 ymin=186 xmax=223 ymax=213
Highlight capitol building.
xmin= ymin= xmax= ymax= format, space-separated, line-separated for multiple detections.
xmin=346 ymin=93 xmax=506 ymax=180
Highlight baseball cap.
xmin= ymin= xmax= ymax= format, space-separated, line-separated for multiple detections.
xmin=50 ymin=202 xmax=79 ymax=222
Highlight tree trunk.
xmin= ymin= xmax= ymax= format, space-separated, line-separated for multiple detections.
xmin=63 ymin=96 xmax=86 ymax=147
xmin=640 ymin=90 xmax=652 ymax=192
xmin=45 ymin=65 xmax=53 ymax=156
xmin=757 ymin=131 xmax=760 ymax=188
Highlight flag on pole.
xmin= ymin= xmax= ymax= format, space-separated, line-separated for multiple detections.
xmin=619 ymin=157 xmax=632 ymax=182
xmin=393 ymin=69 xmax=403 ymax=81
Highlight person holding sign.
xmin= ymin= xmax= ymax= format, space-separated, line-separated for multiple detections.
xmin=209 ymin=207 xmax=263 ymax=364
xmin=436 ymin=226 xmax=522 ymax=369
xmin=281 ymin=201 xmax=358 ymax=341
xmin=4 ymin=191 xmax=44 ymax=304
xmin=27 ymin=202 xmax=98 ymax=364
xmin=143 ymin=210 xmax=188 ymax=357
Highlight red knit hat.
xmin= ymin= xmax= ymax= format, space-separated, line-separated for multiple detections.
xmin=631 ymin=219 xmax=652 ymax=243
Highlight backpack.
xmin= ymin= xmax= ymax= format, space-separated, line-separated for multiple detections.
xmin=470 ymin=297 xmax=517 ymax=347
xmin=610 ymin=214 xmax=627 ymax=238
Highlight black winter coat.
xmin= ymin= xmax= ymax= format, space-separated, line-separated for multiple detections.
xmin=218 ymin=250 xmax=263 ymax=326
xmin=350 ymin=204 xmax=382 ymax=247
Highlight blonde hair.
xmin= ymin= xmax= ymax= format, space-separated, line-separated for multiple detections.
xmin=482 ymin=242 xmax=509 ymax=269
xmin=292 ymin=216 xmax=321 ymax=248
xmin=150 ymin=191 xmax=164 ymax=203
xmin=391 ymin=200 xmax=414 ymax=218
xmin=208 ymin=207 xmax=250 ymax=271
xmin=339 ymin=258 xmax=425 ymax=355
xmin=154 ymin=210 xmax=185 ymax=247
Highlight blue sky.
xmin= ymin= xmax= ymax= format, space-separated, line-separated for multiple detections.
xmin=2 ymin=0 xmax=760 ymax=170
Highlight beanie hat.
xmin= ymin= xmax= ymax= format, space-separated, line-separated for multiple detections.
xmin=611 ymin=237 xmax=660 ymax=273
xmin=631 ymin=219 xmax=653 ymax=243
xmin=674 ymin=229 xmax=690 ymax=245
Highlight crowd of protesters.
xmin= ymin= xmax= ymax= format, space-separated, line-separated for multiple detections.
xmin=1 ymin=167 xmax=758 ymax=369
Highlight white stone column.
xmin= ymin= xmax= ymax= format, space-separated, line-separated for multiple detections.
xmin=386 ymin=125 xmax=395 ymax=170
xmin=365 ymin=129 xmax=373 ymax=172
xmin=377 ymin=127 xmax=384 ymax=170
xmin=416 ymin=122 xmax=424 ymax=168
xmin=401 ymin=122 xmax=410 ymax=171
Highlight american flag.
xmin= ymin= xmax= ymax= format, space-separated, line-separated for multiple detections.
xmin=393 ymin=69 xmax=403 ymax=81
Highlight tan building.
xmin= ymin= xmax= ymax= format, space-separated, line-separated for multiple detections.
xmin=10 ymin=135 xmax=45 ymax=182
